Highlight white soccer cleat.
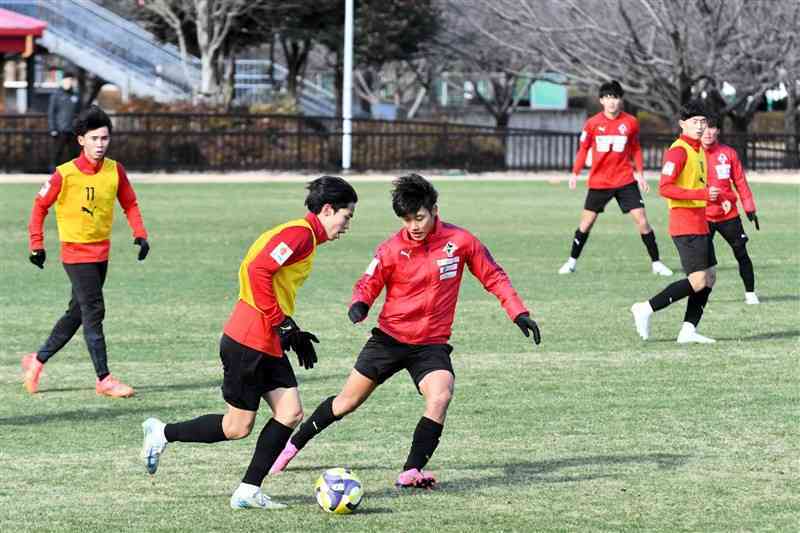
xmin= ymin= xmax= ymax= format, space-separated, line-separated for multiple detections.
xmin=141 ymin=417 xmax=168 ymax=475
xmin=651 ymin=261 xmax=673 ymax=277
xmin=676 ymin=323 xmax=716 ymax=344
xmin=558 ymin=258 xmax=577 ymax=274
xmin=230 ymin=484 xmax=287 ymax=510
xmin=745 ymin=292 xmax=760 ymax=305
xmin=630 ymin=302 xmax=653 ymax=340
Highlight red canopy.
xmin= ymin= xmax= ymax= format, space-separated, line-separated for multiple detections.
xmin=0 ymin=8 xmax=47 ymax=56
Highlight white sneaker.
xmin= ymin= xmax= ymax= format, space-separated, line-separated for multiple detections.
xmin=630 ymin=302 xmax=653 ymax=340
xmin=651 ymin=261 xmax=673 ymax=276
xmin=676 ymin=323 xmax=716 ymax=344
xmin=141 ymin=417 xmax=168 ymax=475
xmin=745 ymin=292 xmax=760 ymax=305
xmin=558 ymin=258 xmax=577 ymax=274
xmin=230 ymin=484 xmax=287 ymax=510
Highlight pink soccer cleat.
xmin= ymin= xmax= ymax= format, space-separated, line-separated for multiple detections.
xmin=395 ymin=468 xmax=437 ymax=489
xmin=21 ymin=353 xmax=44 ymax=394
xmin=95 ymin=374 xmax=135 ymax=398
xmin=269 ymin=441 xmax=298 ymax=475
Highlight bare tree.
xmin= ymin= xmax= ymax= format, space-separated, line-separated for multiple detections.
xmin=137 ymin=0 xmax=256 ymax=100
xmin=437 ymin=0 xmax=546 ymax=129
xmin=480 ymin=0 xmax=798 ymax=131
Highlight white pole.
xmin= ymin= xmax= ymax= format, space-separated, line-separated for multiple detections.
xmin=342 ymin=0 xmax=354 ymax=170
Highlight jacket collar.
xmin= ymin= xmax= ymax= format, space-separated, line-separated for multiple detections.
xmin=74 ymin=151 xmax=105 ymax=175
xmin=679 ymin=135 xmax=702 ymax=151
xmin=401 ymin=216 xmax=442 ymax=245
xmin=305 ymin=212 xmax=329 ymax=245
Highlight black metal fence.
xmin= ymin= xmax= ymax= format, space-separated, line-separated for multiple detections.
xmin=1 ymin=113 xmax=797 ymax=173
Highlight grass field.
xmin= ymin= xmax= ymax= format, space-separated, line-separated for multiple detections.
xmin=1 ymin=179 xmax=798 ymax=532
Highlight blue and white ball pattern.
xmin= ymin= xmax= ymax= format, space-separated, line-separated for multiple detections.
xmin=314 ymin=468 xmax=364 ymax=514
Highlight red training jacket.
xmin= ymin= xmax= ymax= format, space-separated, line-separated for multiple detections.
xmin=573 ymin=111 xmax=644 ymax=189
xmin=704 ymin=141 xmax=756 ymax=223
xmin=28 ymin=152 xmax=147 ymax=263
xmin=352 ymin=218 xmax=529 ymax=345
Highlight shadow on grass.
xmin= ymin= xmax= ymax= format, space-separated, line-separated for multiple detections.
xmin=714 ymin=329 xmax=800 ymax=342
xmin=759 ymin=294 xmax=800 ymax=303
xmin=0 ymin=405 xmax=159 ymax=426
xmin=286 ymin=453 xmax=690 ymax=498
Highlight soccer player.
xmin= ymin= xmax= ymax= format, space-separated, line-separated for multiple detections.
xmin=630 ymin=101 xmax=736 ymax=343
xmin=140 ymin=176 xmax=357 ymax=510
xmin=701 ymin=113 xmax=760 ymax=304
xmin=269 ymin=174 xmax=541 ymax=488
xmin=23 ymin=105 xmax=149 ymax=398
xmin=559 ymin=80 xmax=673 ymax=277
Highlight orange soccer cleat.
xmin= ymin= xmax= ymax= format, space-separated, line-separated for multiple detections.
xmin=95 ymin=374 xmax=135 ymax=398
xmin=21 ymin=353 xmax=44 ymax=394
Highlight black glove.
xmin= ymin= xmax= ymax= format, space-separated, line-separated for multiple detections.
xmin=277 ymin=316 xmax=319 ymax=370
xmin=514 ymin=312 xmax=541 ymax=345
xmin=29 ymin=249 xmax=46 ymax=269
xmin=134 ymin=237 xmax=150 ymax=260
xmin=348 ymin=302 xmax=369 ymax=324
xmin=746 ymin=211 xmax=760 ymax=231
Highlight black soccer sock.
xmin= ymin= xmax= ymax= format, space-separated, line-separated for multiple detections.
xmin=97 ymin=372 xmax=110 ymax=382
xmin=641 ymin=230 xmax=660 ymax=262
xmin=683 ymin=287 xmax=712 ymax=327
xmin=570 ymin=229 xmax=589 ymax=260
xmin=733 ymin=245 xmax=755 ymax=292
xmin=164 ymin=414 xmax=227 ymax=443
xmin=648 ymin=278 xmax=694 ymax=312
xmin=403 ymin=416 xmax=444 ymax=471
xmin=242 ymin=418 xmax=294 ymax=487
xmin=291 ymin=396 xmax=343 ymax=450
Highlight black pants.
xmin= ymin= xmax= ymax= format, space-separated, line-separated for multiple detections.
xmin=52 ymin=132 xmax=78 ymax=170
xmin=37 ymin=262 xmax=110 ymax=378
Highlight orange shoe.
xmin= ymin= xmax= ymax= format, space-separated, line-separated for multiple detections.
xmin=95 ymin=374 xmax=135 ymax=398
xmin=21 ymin=353 xmax=44 ymax=394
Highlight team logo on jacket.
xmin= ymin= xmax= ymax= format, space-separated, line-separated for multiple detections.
xmin=618 ymin=123 xmax=627 ymax=135
xmin=443 ymin=241 xmax=458 ymax=257
xmin=270 ymin=242 xmax=294 ymax=265
xmin=718 ymin=153 xmax=727 ymax=164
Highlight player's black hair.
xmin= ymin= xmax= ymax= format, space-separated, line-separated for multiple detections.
xmin=305 ymin=175 xmax=358 ymax=214
xmin=598 ymin=80 xmax=624 ymax=98
xmin=74 ymin=105 xmax=112 ymax=136
xmin=62 ymin=70 xmax=77 ymax=79
xmin=679 ymin=99 xmax=707 ymax=120
xmin=706 ymin=111 xmax=722 ymax=129
xmin=391 ymin=173 xmax=438 ymax=217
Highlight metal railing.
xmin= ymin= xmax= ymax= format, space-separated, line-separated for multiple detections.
xmin=0 ymin=0 xmax=337 ymax=112
xmin=0 ymin=113 xmax=796 ymax=173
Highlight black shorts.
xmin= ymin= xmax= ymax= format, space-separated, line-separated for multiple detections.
xmin=584 ymin=181 xmax=644 ymax=214
xmin=219 ymin=334 xmax=297 ymax=412
xmin=672 ymin=234 xmax=717 ymax=275
xmin=709 ymin=217 xmax=749 ymax=249
xmin=354 ymin=328 xmax=454 ymax=393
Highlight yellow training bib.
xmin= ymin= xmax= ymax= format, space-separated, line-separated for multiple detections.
xmin=666 ymin=139 xmax=707 ymax=209
xmin=238 ymin=218 xmax=317 ymax=317
xmin=54 ymin=159 xmax=120 ymax=243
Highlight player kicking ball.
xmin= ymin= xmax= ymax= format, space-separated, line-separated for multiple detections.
xmin=140 ymin=177 xmax=357 ymax=509
xmin=558 ymin=80 xmax=673 ymax=277
xmin=268 ymin=174 xmax=541 ymax=488
xmin=701 ymin=113 xmax=761 ymax=305
xmin=631 ymin=101 xmax=734 ymax=343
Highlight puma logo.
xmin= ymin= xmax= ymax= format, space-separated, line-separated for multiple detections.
xmin=400 ymin=250 xmax=411 ymax=259
xmin=81 ymin=206 xmax=94 ymax=217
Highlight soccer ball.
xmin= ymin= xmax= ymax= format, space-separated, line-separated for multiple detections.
xmin=314 ymin=468 xmax=363 ymax=514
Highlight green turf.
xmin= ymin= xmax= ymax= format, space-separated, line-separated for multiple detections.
xmin=1 ymin=180 xmax=798 ymax=532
